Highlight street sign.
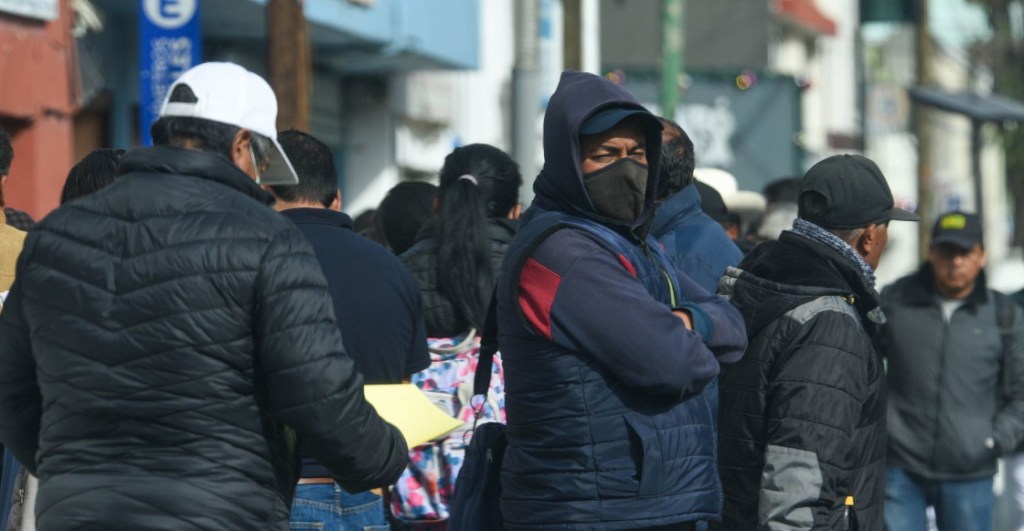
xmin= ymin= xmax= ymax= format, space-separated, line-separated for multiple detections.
xmin=138 ymin=0 xmax=201 ymax=145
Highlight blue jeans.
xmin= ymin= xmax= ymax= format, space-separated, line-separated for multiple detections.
xmin=290 ymin=483 xmax=389 ymax=531
xmin=884 ymin=465 xmax=994 ymax=531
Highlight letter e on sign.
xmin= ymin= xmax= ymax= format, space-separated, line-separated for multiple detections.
xmin=143 ymin=0 xmax=197 ymax=30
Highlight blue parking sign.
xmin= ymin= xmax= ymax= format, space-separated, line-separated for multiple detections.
xmin=139 ymin=0 xmax=202 ymax=145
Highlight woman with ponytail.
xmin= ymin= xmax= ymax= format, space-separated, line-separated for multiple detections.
xmin=400 ymin=143 xmax=523 ymax=337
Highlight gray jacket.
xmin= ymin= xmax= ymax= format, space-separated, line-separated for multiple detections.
xmin=882 ymin=265 xmax=1024 ymax=481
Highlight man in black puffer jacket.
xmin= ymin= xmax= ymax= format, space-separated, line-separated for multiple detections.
xmin=716 ymin=155 xmax=919 ymax=530
xmin=0 ymin=62 xmax=407 ymax=530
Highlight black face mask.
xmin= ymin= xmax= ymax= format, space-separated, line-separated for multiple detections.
xmin=582 ymin=158 xmax=648 ymax=222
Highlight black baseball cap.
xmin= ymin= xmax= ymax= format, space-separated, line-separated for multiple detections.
xmin=695 ymin=181 xmax=728 ymax=223
xmin=931 ymin=211 xmax=983 ymax=250
xmin=798 ymin=154 xmax=919 ymax=229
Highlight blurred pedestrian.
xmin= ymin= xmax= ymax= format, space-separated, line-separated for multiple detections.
xmin=757 ymin=176 xmax=801 ymax=241
xmin=268 ymin=129 xmax=430 ymax=529
xmin=0 ymin=127 xmax=34 ymax=231
xmin=352 ymin=208 xmax=385 ymax=244
xmin=400 ymin=144 xmax=522 ymax=338
xmin=497 ymin=70 xmax=747 ymax=530
xmin=0 ymin=62 xmax=407 ymax=530
xmin=377 ymin=182 xmax=438 ymax=255
xmin=59 ymin=148 xmax=125 ymax=204
xmin=694 ymin=167 xmax=766 ymax=254
xmin=0 ymin=127 xmax=24 ymax=297
xmin=882 ymin=211 xmax=1024 ymax=531
xmin=650 ymin=118 xmax=741 ymax=292
xmin=1 ymin=146 xmax=125 ymax=531
xmin=717 ymin=154 xmax=919 ymax=530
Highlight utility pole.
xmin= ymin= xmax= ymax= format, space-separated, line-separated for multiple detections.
xmin=914 ymin=0 xmax=934 ymax=259
xmin=660 ymin=0 xmax=684 ymax=118
xmin=564 ymin=0 xmax=600 ymax=74
xmin=267 ymin=0 xmax=311 ymax=132
xmin=564 ymin=0 xmax=582 ymax=71
xmin=513 ymin=0 xmax=541 ymax=205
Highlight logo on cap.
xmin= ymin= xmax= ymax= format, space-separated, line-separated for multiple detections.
xmin=939 ymin=214 xmax=967 ymax=230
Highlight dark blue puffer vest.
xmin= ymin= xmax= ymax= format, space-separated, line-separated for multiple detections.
xmin=496 ymin=210 xmax=721 ymax=530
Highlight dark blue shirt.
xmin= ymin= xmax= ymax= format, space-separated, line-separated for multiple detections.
xmin=281 ymin=207 xmax=429 ymax=477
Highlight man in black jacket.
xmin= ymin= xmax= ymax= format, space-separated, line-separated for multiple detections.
xmin=269 ymin=130 xmax=430 ymax=529
xmin=0 ymin=62 xmax=408 ymax=530
xmin=716 ymin=154 xmax=919 ymax=530
xmin=882 ymin=211 xmax=1024 ymax=531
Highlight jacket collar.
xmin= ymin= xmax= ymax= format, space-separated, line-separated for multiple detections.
xmin=118 ymin=146 xmax=274 ymax=205
xmin=902 ymin=262 xmax=989 ymax=307
xmin=737 ymin=231 xmax=882 ymax=326
xmin=650 ymin=184 xmax=701 ymax=237
xmin=279 ymin=207 xmax=353 ymax=229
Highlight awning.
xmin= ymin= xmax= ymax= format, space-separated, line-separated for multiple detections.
xmin=908 ymin=86 xmax=1024 ymax=122
xmin=87 ymin=0 xmax=479 ymax=74
xmin=774 ymin=0 xmax=837 ymax=36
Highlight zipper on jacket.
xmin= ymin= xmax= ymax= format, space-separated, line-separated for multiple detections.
xmin=640 ymin=239 xmax=679 ymax=307
xmin=661 ymin=268 xmax=678 ymax=307
xmin=929 ymin=308 xmax=950 ymax=471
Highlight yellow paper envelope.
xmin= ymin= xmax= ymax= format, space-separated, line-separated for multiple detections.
xmin=364 ymin=384 xmax=464 ymax=448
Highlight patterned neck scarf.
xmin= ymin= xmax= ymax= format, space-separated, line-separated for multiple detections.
xmin=790 ymin=218 xmax=876 ymax=289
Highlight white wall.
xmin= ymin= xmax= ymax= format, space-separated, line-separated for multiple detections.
xmin=770 ymin=0 xmax=859 ymax=166
xmin=340 ymin=0 xmax=518 ymax=215
xmin=341 ymin=76 xmax=400 ymax=217
xmin=813 ymin=0 xmax=860 ymax=161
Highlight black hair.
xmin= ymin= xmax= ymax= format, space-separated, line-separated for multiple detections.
xmin=377 ymin=182 xmax=438 ymax=255
xmin=270 ymin=130 xmax=338 ymax=207
xmin=150 ymin=84 xmax=271 ymax=167
xmin=0 ymin=126 xmax=12 ymax=175
xmin=353 ymin=209 xmax=376 ymax=233
xmin=60 ymin=148 xmax=125 ymax=204
xmin=435 ymin=143 xmax=522 ymax=330
xmin=657 ymin=135 xmax=696 ymax=200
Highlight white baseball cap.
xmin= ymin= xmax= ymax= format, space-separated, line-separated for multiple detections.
xmin=159 ymin=62 xmax=299 ymax=185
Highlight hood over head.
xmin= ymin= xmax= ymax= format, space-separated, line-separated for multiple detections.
xmin=531 ymin=70 xmax=662 ymax=234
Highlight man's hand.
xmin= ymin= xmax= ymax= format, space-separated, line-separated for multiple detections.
xmin=673 ymin=309 xmax=693 ymax=330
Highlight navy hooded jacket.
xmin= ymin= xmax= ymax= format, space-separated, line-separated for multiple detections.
xmin=495 ymin=70 xmax=748 ymax=530
xmin=651 ymin=184 xmax=742 ymax=294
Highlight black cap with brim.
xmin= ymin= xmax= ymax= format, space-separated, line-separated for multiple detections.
xmin=882 ymin=206 xmax=921 ymax=223
xmin=931 ymin=211 xmax=983 ymax=249
xmin=580 ymin=107 xmax=660 ymax=135
xmin=695 ymin=181 xmax=728 ymax=223
xmin=799 ymin=154 xmax=920 ymax=229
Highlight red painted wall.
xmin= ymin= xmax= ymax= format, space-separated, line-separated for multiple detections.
xmin=0 ymin=0 xmax=78 ymax=221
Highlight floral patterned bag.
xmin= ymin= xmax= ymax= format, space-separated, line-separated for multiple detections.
xmin=389 ymin=330 xmax=505 ymax=528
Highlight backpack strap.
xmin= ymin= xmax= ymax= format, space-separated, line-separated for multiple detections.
xmin=473 ymin=289 xmax=499 ymax=399
xmin=997 ymin=291 xmax=1016 ymax=408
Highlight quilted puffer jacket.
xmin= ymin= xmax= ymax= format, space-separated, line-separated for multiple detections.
xmin=400 ymin=217 xmax=516 ymax=337
xmin=0 ymin=146 xmax=408 ymax=531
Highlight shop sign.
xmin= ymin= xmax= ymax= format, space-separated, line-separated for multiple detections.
xmin=138 ymin=0 xmax=202 ymax=145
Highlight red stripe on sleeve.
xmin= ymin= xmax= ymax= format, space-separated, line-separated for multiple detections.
xmin=518 ymin=257 xmax=561 ymax=340
xmin=617 ymin=254 xmax=638 ymax=278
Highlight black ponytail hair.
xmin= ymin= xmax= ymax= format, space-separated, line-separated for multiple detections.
xmin=436 ymin=143 xmax=522 ymax=330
